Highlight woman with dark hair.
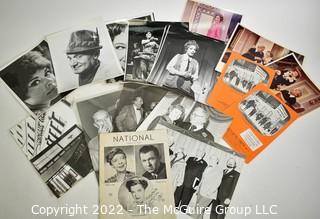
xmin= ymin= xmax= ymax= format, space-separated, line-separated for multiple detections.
xmin=207 ymin=13 xmax=224 ymax=40
xmin=147 ymin=104 xmax=185 ymax=130
xmin=163 ymin=40 xmax=200 ymax=97
xmin=105 ymin=147 xmax=135 ymax=183
xmin=1 ymin=50 xmax=58 ymax=112
xmin=107 ymin=23 xmax=128 ymax=71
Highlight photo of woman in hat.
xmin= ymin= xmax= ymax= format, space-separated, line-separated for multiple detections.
xmin=105 ymin=147 xmax=135 ymax=183
xmin=0 ymin=42 xmax=59 ymax=113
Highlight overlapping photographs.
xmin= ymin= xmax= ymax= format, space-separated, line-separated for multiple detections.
xmin=154 ymin=120 xmax=244 ymax=219
xmin=267 ymin=54 xmax=320 ymax=116
xmin=113 ymin=82 xmax=168 ymax=132
xmin=99 ymin=130 xmax=176 ymax=219
xmin=138 ymin=91 xmax=232 ymax=146
xmin=46 ymin=19 xmax=123 ymax=93
xmin=182 ymin=0 xmax=242 ymax=42
xmin=125 ymin=22 xmax=188 ymax=82
xmin=9 ymin=101 xmax=92 ymax=197
xmin=215 ymin=24 xmax=305 ymax=73
xmin=147 ymin=25 xmax=226 ymax=104
xmin=0 ymin=41 xmax=66 ymax=114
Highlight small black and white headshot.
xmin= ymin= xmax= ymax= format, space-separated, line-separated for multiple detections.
xmin=0 ymin=41 xmax=62 ymax=113
xmin=118 ymin=176 xmax=164 ymax=214
xmin=147 ymin=26 xmax=226 ymax=103
xmin=47 ymin=21 xmax=122 ymax=92
xmin=107 ymin=22 xmax=129 ymax=72
xmin=104 ymin=146 xmax=135 ymax=183
xmin=135 ymin=144 xmax=167 ymax=180
xmin=114 ymin=83 xmax=168 ymax=132
xmin=223 ymin=58 xmax=270 ymax=93
xmin=239 ymin=91 xmax=290 ymax=136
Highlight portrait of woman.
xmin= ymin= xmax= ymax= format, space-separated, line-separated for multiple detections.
xmin=0 ymin=48 xmax=59 ymax=113
xmin=207 ymin=13 xmax=224 ymax=40
xmin=105 ymin=147 xmax=135 ymax=183
xmin=123 ymin=177 xmax=164 ymax=214
xmin=147 ymin=104 xmax=185 ymax=130
xmin=163 ymin=40 xmax=200 ymax=97
xmin=107 ymin=23 xmax=128 ymax=71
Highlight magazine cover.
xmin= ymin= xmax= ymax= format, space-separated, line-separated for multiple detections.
xmin=222 ymin=84 xmax=299 ymax=163
xmin=99 ymin=129 xmax=176 ymax=219
xmin=207 ymin=52 xmax=275 ymax=111
xmin=215 ymin=24 xmax=304 ymax=73
xmin=181 ymin=0 xmax=242 ymax=43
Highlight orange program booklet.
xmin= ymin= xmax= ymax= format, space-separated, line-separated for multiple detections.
xmin=207 ymin=52 xmax=276 ymax=112
xmin=222 ymin=84 xmax=300 ymax=163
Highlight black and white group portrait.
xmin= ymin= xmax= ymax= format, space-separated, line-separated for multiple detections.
xmin=0 ymin=41 xmax=62 ymax=113
xmin=47 ymin=21 xmax=122 ymax=92
xmin=147 ymin=26 xmax=226 ymax=103
xmin=239 ymin=91 xmax=290 ymax=136
xmin=223 ymin=58 xmax=270 ymax=93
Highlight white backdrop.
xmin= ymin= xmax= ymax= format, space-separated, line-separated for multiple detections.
xmin=0 ymin=0 xmax=319 ymax=218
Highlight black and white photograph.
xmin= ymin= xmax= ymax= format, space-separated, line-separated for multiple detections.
xmin=239 ymin=91 xmax=291 ymax=136
xmin=147 ymin=25 xmax=226 ymax=104
xmin=135 ymin=144 xmax=167 ymax=180
xmin=118 ymin=176 xmax=165 ymax=215
xmin=154 ymin=121 xmax=244 ymax=219
xmin=72 ymin=82 xmax=124 ymax=177
xmin=107 ymin=21 xmax=129 ymax=72
xmin=46 ymin=19 xmax=123 ymax=93
xmin=0 ymin=40 xmax=66 ymax=114
xmin=114 ymin=82 xmax=168 ymax=132
xmin=223 ymin=58 xmax=270 ymax=93
xmin=267 ymin=54 xmax=320 ymax=116
xmin=9 ymin=100 xmax=93 ymax=198
xmin=125 ymin=21 xmax=174 ymax=81
xmin=99 ymin=130 xmax=176 ymax=219
xmin=104 ymin=146 xmax=135 ymax=183
xmin=138 ymin=91 xmax=233 ymax=147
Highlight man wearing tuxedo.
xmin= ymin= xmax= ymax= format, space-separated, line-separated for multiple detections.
xmin=210 ymin=158 xmax=240 ymax=219
xmin=115 ymin=96 xmax=144 ymax=131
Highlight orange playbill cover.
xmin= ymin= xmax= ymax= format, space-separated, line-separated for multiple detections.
xmin=222 ymin=84 xmax=299 ymax=163
xmin=207 ymin=52 xmax=275 ymax=111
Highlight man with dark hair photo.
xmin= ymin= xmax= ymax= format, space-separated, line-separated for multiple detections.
xmin=139 ymin=145 xmax=167 ymax=180
xmin=115 ymin=96 xmax=144 ymax=131
xmin=66 ymin=29 xmax=107 ymax=86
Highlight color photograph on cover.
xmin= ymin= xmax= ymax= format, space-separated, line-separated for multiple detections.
xmin=267 ymin=54 xmax=320 ymax=116
xmin=113 ymin=82 xmax=168 ymax=132
xmin=182 ymin=0 xmax=242 ymax=42
xmin=46 ymin=19 xmax=123 ymax=93
xmin=138 ymin=91 xmax=232 ymax=146
xmin=9 ymin=101 xmax=92 ymax=197
xmin=99 ymin=130 xmax=176 ymax=219
xmin=0 ymin=40 xmax=66 ymax=114
xmin=215 ymin=24 xmax=305 ymax=73
xmin=155 ymin=120 xmax=244 ymax=219
xmin=239 ymin=90 xmax=290 ymax=136
xmin=147 ymin=25 xmax=226 ymax=104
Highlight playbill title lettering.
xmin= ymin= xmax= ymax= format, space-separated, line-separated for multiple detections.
xmin=112 ymin=134 xmax=154 ymax=142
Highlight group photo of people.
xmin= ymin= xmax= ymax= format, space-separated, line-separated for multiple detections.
xmin=268 ymin=54 xmax=320 ymax=115
xmin=183 ymin=0 xmax=242 ymax=42
xmin=239 ymin=91 xmax=291 ymax=136
xmin=154 ymin=124 xmax=243 ymax=219
xmin=223 ymin=58 xmax=270 ymax=93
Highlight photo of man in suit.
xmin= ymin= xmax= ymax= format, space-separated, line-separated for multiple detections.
xmin=138 ymin=145 xmax=167 ymax=180
xmin=115 ymin=96 xmax=144 ymax=131
xmin=177 ymin=106 xmax=215 ymax=141
xmin=210 ymin=158 xmax=240 ymax=219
